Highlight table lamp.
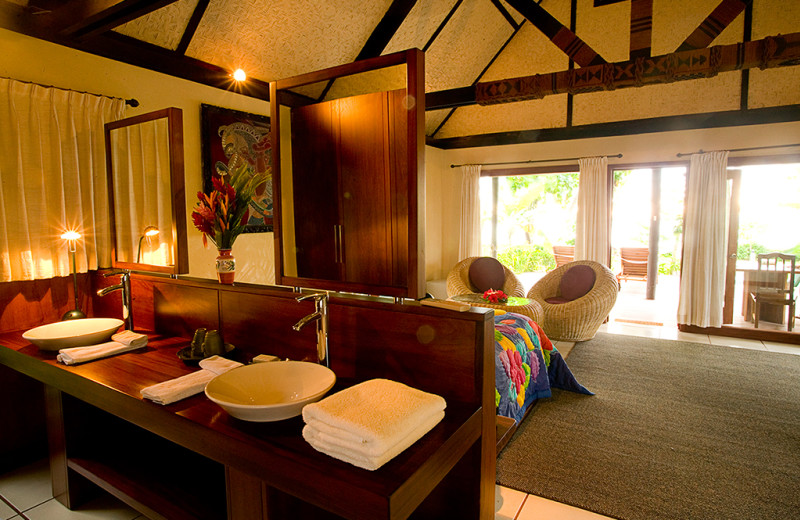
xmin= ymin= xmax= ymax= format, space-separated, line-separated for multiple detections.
xmin=136 ymin=226 xmax=160 ymax=263
xmin=61 ymin=230 xmax=86 ymax=320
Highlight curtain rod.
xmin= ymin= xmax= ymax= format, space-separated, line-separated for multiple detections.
xmin=676 ymin=143 xmax=800 ymax=157
xmin=1 ymin=76 xmax=139 ymax=107
xmin=450 ymin=153 xmax=623 ymax=168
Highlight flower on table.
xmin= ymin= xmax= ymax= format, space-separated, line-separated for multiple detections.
xmin=191 ymin=163 xmax=266 ymax=250
xmin=483 ymin=288 xmax=508 ymax=304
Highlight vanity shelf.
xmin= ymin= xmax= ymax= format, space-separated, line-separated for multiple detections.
xmin=61 ymin=394 xmax=226 ymax=520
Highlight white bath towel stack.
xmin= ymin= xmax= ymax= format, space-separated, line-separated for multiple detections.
xmin=140 ymin=355 xmax=241 ymax=405
xmin=302 ymin=379 xmax=447 ymax=471
xmin=57 ymin=330 xmax=148 ymax=365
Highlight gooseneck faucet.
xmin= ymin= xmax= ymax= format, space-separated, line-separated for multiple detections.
xmin=293 ymin=292 xmax=329 ymax=367
xmin=97 ymin=269 xmax=133 ymax=330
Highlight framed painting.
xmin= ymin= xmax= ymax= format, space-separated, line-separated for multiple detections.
xmin=201 ymin=104 xmax=273 ymax=232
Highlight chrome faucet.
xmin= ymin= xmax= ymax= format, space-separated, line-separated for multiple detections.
xmin=97 ymin=269 xmax=133 ymax=330
xmin=293 ymin=292 xmax=329 ymax=367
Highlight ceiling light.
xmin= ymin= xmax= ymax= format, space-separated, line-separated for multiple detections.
xmin=233 ymin=69 xmax=247 ymax=82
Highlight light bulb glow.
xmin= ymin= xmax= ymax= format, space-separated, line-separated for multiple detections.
xmin=143 ymin=226 xmax=159 ymax=237
xmin=61 ymin=231 xmax=81 ymax=240
xmin=233 ymin=69 xmax=247 ymax=82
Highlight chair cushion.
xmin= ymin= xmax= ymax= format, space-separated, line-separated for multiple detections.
xmin=560 ymin=265 xmax=596 ymax=301
xmin=545 ymin=296 xmax=571 ymax=305
xmin=468 ymin=257 xmax=506 ymax=293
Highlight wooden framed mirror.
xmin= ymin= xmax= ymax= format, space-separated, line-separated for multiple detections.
xmin=104 ymin=107 xmax=189 ymax=274
xmin=270 ymin=49 xmax=425 ymax=299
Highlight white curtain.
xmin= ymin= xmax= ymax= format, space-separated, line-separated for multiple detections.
xmin=458 ymin=164 xmax=481 ymax=259
xmin=110 ymin=118 xmax=173 ymax=266
xmin=575 ymin=156 xmax=610 ymax=264
xmin=677 ymin=151 xmax=729 ymax=327
xmin=0 ymin=78 xmax=126 ymax=282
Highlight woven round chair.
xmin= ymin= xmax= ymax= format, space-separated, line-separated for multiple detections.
xmin=527 ymin=260 xmax=619 ymax=341
xmin=446 ymin=257 xmax=525 ymax=298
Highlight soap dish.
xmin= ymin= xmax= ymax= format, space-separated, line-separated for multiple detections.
xmin=177 ymin=343 xmax=237 ymax=366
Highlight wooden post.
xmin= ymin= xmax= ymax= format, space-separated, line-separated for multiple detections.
xmin=646 ymin=169 xmax=661 ymax=300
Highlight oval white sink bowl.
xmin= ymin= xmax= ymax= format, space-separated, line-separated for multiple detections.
xmin=205 ymin=361 xmax=336 ymax=422
xmin=23 ymin=318 xmax=124 ymax=351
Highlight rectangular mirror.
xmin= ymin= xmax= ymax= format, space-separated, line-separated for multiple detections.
xmin=270 ymin=49 xmax=425 ymax=299
xmin=105 ymin=108 xmax=188 ymax=274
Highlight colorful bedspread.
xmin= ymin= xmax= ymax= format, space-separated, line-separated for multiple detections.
xmin=494 ymin=311 xmax=592 ymax=423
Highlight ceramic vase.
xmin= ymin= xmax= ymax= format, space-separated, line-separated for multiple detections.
xmin=216 ymin=248 xmax=235 ymax=284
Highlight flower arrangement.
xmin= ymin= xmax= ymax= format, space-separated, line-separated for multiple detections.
xmin=191 ymin=163 xmax=267 ymax=250
xmin=483 ymin=288 xmax=508 ymax=304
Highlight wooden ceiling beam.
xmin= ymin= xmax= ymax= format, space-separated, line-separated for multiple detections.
xmin=45 ymin=0 xmax=180 ymax=40
xmin=175 ymin=0 xmax=208 ymax=55
xmin=489 ymin=0 xmax=520 ymax=30
xmin=677 ymin=0 xmax=750 ymax=52
xmin=629 ymin=0 xmax=653 ymax=59
xmin=505 ymin=0 xmax=606 ymax=67
xmin=427 ymin=105 xmax=800 ymax=149
xmin=355 ymin=0 xmax=417 ymax=61
xmin=475 ymin=32 xmax=800 ymax=105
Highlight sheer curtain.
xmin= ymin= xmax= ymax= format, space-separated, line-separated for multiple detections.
xmin=0 ymin=78 xmax=126 ymax=282
xmin=458 ymin=164 xmax=481 ymax=259
xmin=677 ymin=151 xmax=729 ymax=327
xmin=110 ymin=118 xmax=173 ymax=266
xmin=575 ymin=156 xmax=610 ymax=264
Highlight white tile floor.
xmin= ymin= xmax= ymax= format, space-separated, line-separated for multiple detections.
xmin=2 ymin=322 xmax=798 ymax=520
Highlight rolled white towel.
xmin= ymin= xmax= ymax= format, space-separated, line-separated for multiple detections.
xmin=57 ymin=331 xmax=148 ymax=365
xmin=302 ymin=379 xmax=446 ymax=459
xmin=302 ymin=410 xmax=445 ymax=470
xmin=140 ymin=355 xmax=241 ymax=405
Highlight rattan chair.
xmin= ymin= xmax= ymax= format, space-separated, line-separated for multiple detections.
xmin=527 ymin=260 xmax=619 ymax=341
xmin=446 ymin=257 xmax=525 ymax=298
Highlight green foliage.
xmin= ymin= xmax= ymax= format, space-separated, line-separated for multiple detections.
xmin=658 ymin=252 xmax=680 ymax=275
xmin=736 ymin=242 xmax=768 ymax=260
xmin=542 ymin=173 xmax=579 ymax=205
xmin=497 ymin=244 xmax=555 ymax=273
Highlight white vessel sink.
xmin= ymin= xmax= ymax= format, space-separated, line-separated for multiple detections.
xmin=22 ymin=318 xmax=124 ymax=351
xmin=205 ymin=361 xmax=336 ymax=422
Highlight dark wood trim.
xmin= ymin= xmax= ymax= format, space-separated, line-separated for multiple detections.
xmin=427 ymin=105 xmax=800 ymax=149
xmin=676 ymin=0 xmax=749 ymax=52
xmin=678 ymin=324 xmax=800 ymax=345
xmin=505 ymin=0 xmax=606 ymax=67
xmin=422 ymin=0 xmax=462 ymax=52
xmin=356 ymin=0 xmax=417 ymax=61
xmin=175 ymin=0 xmax=208 ymax=56
xmin=740 ymin=0 xmax=753 ymax=110
xmin=629 ymin=0 xmax=653 ymax=59
xmin=489 ymin=0 xmax=519 ymax=30
xmin=49 ymin=0 xmax=180 ymax=40
xmin=425 ymin=86 xmax=475 ymax=110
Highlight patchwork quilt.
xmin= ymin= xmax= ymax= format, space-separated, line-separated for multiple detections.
xmin=494 ymin=311 xmax=592 ymax=423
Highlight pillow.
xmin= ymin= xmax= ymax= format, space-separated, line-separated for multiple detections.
xmin=468 ymin=257 xmax=506 ymax=293
xmin=559 ymin=264 xmax=596 ymax=301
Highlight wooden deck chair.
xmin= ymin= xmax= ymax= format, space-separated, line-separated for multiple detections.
xmin=617 ymin=247 xmax=649 ymax=283
xmin=552 ymin=246 xmax=574 ymax=268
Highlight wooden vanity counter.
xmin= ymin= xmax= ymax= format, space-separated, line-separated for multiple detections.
xmin=0 ymin=324 xmax=491 ymax=520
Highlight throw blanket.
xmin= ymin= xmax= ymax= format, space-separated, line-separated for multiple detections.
xmin=494 ymin=311 xmax=591 ymax=423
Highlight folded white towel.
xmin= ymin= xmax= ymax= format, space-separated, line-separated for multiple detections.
xmin=301 ymin=379 xmax=447 ymax=469
xmin=56 ymin=331 xmax=148 ymax=365
xmin=140 ymin=355 xmax=241 ymax=405
xmin=302 ymin=410 xmax=445 ymax=470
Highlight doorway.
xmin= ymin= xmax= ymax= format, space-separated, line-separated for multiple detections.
xmin=609 ymin=167 xmax=686 ymax=329
xmin=723 ymin=162 xmax=800 ymax=335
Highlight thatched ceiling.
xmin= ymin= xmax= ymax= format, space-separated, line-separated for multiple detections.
xmin=2 ymin=0 xmax=799 ymax=148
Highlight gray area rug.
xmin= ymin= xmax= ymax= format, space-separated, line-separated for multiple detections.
xmin=496 ymin=333 xmax=800 ymax=520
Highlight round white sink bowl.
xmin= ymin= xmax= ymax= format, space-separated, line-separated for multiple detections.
xmin=22 ymin=318 xmax=124 ymax=351
xmin=205 ymin=361 xmax=336 ymax=422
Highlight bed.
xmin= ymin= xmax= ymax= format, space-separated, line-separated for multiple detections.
xmin=494 ymin=311 xmax=591 ymax=423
